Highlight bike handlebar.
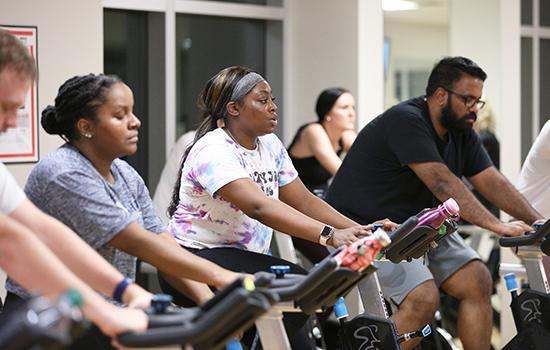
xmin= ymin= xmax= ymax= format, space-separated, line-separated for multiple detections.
xmin=118 ymin=289 xmax=272 ymax=348
xmin=499 ymin=219 xmax=550 ymax=248
xmin=117 ymin=276 xmax=278 ymax=349
xmin=264 ymin=258 xmax=339 ymax=302
xmin=387 ymin=216 xmax=419 ymax=243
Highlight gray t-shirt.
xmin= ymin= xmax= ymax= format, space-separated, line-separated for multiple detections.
xmin=6 ymin=143 xmax=164 ymax=298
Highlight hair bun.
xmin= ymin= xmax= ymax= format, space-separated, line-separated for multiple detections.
xmin=41 ymin=105 xmax=60 ymax=134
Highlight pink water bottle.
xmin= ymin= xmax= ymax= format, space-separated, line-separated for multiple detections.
xmin=417 ymin=198 xmax=460 ymax=230
xmin=335 ymin=229 xmax=391 ymax=272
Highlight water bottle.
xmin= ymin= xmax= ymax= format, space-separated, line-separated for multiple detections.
xmin=333 ymin=297 xmax=349 ymax=326
xmin=53 ymin=289 xmax=86 ymax=336
xmin=504 ymin=273 xmax=523 ymax=332
xmin=335 ymin=229 xmax=391 ymax=271
xmin=417 ymin=198 xmax=460 ymax=230
xmin=0 ymin=289 xmax=87 ymax=350
xmin=226 ymin=339 xmax=243 ymax=350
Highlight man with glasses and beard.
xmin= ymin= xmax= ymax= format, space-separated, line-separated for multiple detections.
xmin=325 ymin=56 xmax=542 ymax=350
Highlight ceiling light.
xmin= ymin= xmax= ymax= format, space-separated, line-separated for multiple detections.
xmin=382 ymin=0 xmax=419 ymax=11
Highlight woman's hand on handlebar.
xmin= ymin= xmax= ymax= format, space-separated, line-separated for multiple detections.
xmin=212 ymin=269 xmax=247 ymax=290
xmin=497 ymin=220 xmax=533 ymax=237
xmin=123 ymin=283 xmax=154 ymax=309
xmin=329 ymin=225 xmax=372 ymax=247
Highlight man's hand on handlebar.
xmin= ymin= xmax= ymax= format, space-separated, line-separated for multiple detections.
xmin=372 ymin=218 xmax=399 ymax=232
xmin=497 ymin=220 xmax=533 ymax=237
xmin=85 ymin=303 xmax=148 ymax=349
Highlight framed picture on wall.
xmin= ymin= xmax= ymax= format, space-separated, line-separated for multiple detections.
xmin=0 ymin=25 xmax=39 ymax=163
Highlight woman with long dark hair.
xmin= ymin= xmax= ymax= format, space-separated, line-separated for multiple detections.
xmin=287 ymin=87 xmax=357 ymax=263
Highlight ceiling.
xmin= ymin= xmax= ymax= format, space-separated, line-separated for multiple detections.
xmin=384 ymin=0 xmax=448 ymax=27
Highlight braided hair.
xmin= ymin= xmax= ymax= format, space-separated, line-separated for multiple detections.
xmin=41 ymin=73 xmax=122 ymax=141
xmin=167 ymin=66 xmax=254 ymax=217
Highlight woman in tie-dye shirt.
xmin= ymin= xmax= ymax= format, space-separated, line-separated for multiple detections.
xmin=160 ymin=66 xmax=394 ymax=348
xmin=162 ymin=65 xmax=395 ymax=275
xmin=165 ymin=66 xmax=382 ymax=259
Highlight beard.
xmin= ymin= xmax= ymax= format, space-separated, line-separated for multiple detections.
xmin=440 ymin=97 xmax=477 ymax=131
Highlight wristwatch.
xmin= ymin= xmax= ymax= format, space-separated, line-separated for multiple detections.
xmin=319 ymin=225 xmax=335 ymax=246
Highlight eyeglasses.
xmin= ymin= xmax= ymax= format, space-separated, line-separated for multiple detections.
xmin=443 ymin=88 xmax=485 ymax=110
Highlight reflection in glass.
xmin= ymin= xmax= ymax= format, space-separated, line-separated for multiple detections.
xmin=522 ymin=0 xmax=533 ymax=26
xmin=541 ymin=0 xmax=550 ymax=27
xmin=104 ymin=9 xmax=150 ymax=183
xmin=521 ymin=37 xmax=533 ymax=162
xmin=540 ymin=39 xmax=550 ymax=130
xmin=197 ymin=0 xmax=283 ymax=5
xmin=175 ymin=14 xmax=266 ymax=138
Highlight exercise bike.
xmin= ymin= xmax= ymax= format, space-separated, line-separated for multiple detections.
xmin=117 ymin=275 xmax=276 ymax=350
xmin=353 ymin=205 xmax=461 ymax=350
xmin=0 ymin=289 xmax=88 ymax=350
xmin=499 ymin=219 xmax=550 ymax=350
xmin=250 ymin=218 xmax=446 ymax=350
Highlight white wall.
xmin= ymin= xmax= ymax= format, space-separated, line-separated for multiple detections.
xmin=284 ymin=0 xmax=384 ymax=142
xmin=0 ymin=0 xmax=103 ymax=188
xmin=285 ymin=0 xmax=359 ymax=142
xmin=0 ymin=0 xmax=103 ymax=300
xmin=384 ymin=19 xmax=449 ymax=107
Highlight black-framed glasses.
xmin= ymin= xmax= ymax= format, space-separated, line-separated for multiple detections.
xmin=443 ymin=88 xmax=486 ymax=110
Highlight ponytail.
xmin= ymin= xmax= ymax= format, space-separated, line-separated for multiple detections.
xmin=167 ymin=66 xmax=254 ymax=217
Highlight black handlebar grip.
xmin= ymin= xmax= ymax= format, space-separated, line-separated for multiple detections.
xmin=253 ymin=272 xmax=275 ymax=287
xmin=387 ymin=216 xmax=420 ymax=243
xmin=201 ymin=276 xmax=252 ymax=313
xmin=269 ymin=258 xmax=338 ymax=301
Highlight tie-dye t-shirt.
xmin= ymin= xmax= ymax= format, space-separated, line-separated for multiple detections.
xmin=168 ymin=128 xmax=298 ymax=253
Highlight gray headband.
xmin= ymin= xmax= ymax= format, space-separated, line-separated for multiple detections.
xmin=230 ymin=72 xmax=265 ymax=101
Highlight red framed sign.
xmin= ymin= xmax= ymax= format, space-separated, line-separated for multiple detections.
xmin=0 ymin=25 xmax=39 ymax=163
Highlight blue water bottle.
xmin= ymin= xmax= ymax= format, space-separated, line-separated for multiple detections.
xmin=226 ymin=339 xmax=243 ymax=350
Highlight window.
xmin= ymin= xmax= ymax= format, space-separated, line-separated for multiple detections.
xmin=175 ymin=14 xmax=266 ymax=136
xmin=104 ymin=9 xmax=152 ymax=184
xmin=520 ymin=0 xmax=550 ymax=161
xmin=103 ymin=0 xmax=284 ymax=192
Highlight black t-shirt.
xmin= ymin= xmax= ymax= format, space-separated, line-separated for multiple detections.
xmin=325 ymin=96 xmax=493 ymax=224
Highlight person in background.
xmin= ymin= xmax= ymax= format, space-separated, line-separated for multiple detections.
xmin=0 ymin=28 xmax=148 ymax=350
xmin=471 ymin=103 xmax=500 ymax=217
xmin=516 ymin=120 xmax=550 ymax=275
xmin=287 ymin=87 xmax=357 ymax=264
xmin=516 ymin=120 xmax=550 ymax=218
xmin=153 ymin=130 xmax=196 ymax=224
